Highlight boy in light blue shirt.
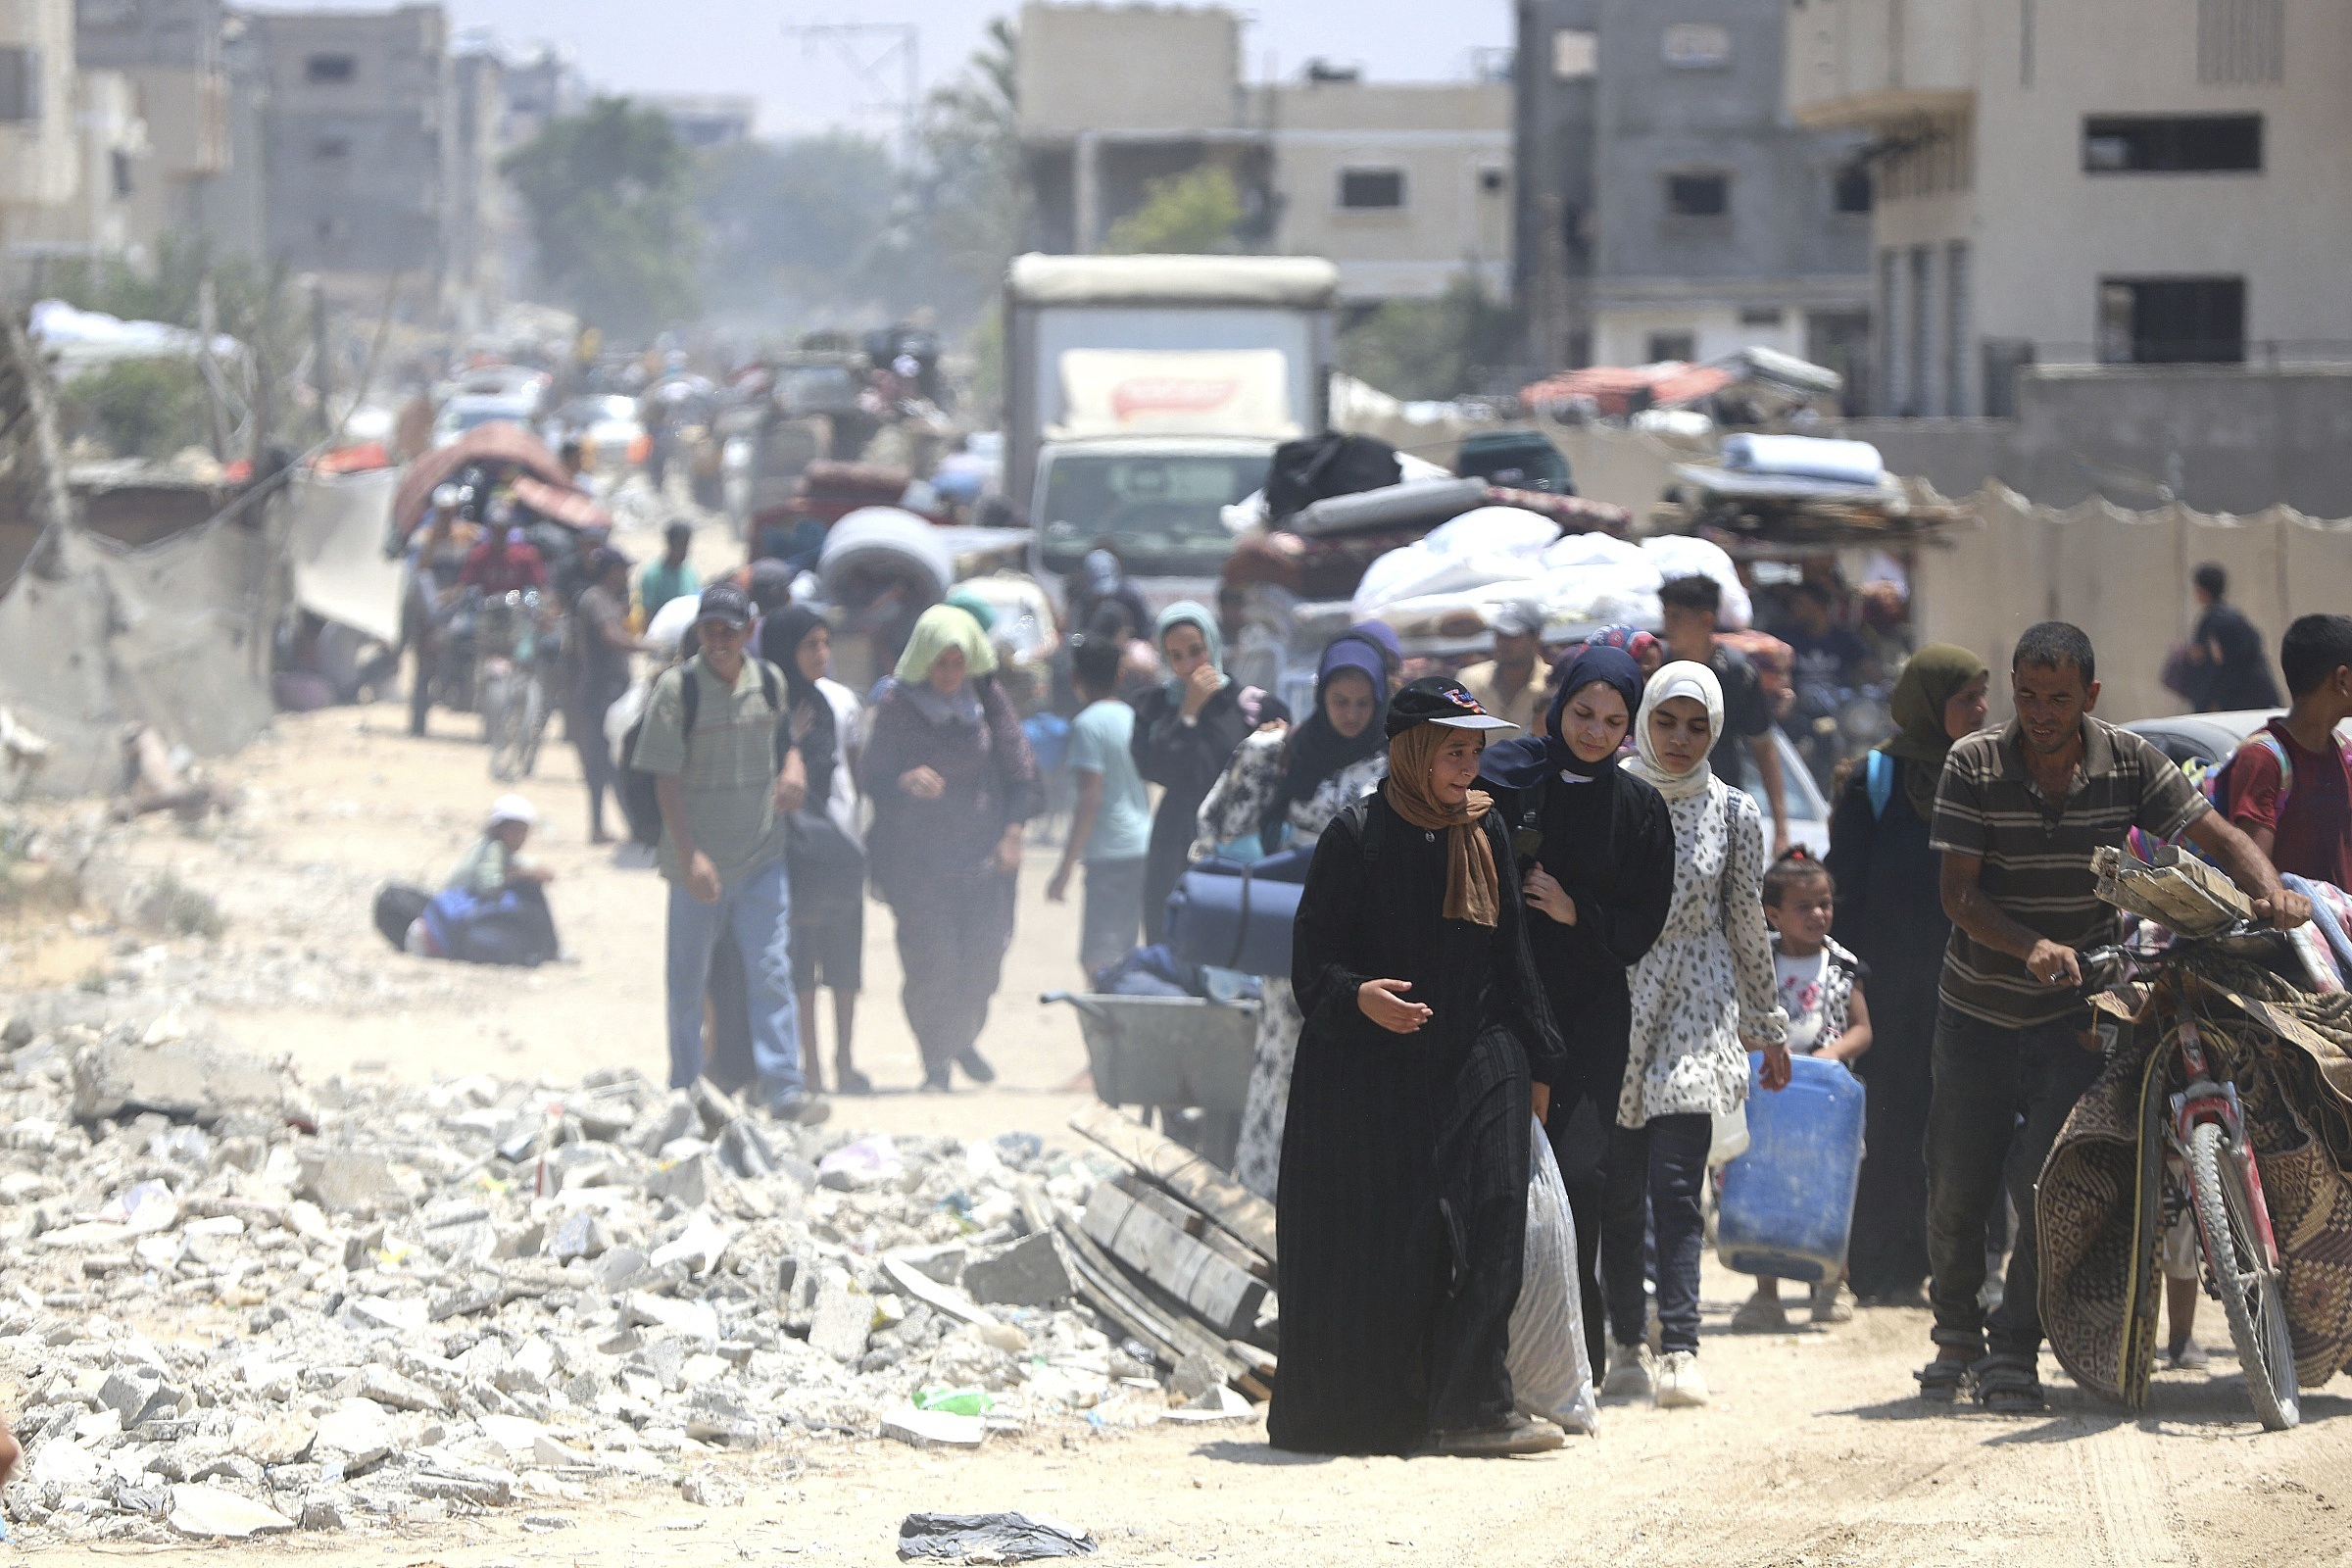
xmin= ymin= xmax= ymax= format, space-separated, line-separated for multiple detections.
xmin=1048 ymin=632 xmax=1153 ymax=979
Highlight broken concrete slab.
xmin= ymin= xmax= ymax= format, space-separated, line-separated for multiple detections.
xmin=70 ymin=1035 xmax=282 ymax=1125
xmin=963 ymin=1233 xmax=1073 ymax=1308
xmin=168 ymin=1482 xmax=295 ymax=1538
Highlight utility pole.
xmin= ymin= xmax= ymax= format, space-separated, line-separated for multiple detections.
xmin=782 ymin=22 xmax=921 ymax=167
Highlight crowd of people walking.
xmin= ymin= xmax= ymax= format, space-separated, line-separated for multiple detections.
xmin=391 ymin=506 xmax=2352 ymax=1461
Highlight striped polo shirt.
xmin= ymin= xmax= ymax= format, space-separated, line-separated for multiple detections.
xmin=1930 ymin=715 xmax=2208 ymax=1025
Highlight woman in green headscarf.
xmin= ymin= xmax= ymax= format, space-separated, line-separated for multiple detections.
xmin=859 ymin=604 xmax=1043 ymax=1090
xmin=1131 ymin=601 xmax=1256 ymax=944
xmin=1825 ymin=644 xmax=1989 ymax=1302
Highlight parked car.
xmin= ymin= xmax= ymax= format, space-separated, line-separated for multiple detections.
xmin=550 ymin=394 xmax=648 ymax=472
xmin=2125 ymin=708 xmax=2282 ymax=771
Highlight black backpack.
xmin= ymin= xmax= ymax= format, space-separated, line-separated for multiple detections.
xmin=620 ymin=658 xmax=785 ymax=848
xmin=1264 ymin=432 xmax=1402 ymax=522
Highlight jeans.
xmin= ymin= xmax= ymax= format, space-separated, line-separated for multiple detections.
xmin=1923 ymin=1004 xmax=2106 ymax=1365
xmin=1601 ymin=1112 xmax=1711 ymax=1355
xmin=665 ymin=857 xmax=803 ymax=1104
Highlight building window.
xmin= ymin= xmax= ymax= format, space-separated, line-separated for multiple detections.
xmin=2083 ymin=116 xmax=2261 ymax=173
xmin=1878 ymin=250 xmax=1901 ymax=416
xmin=1646 ymin=331 xmax=1696 ymax=364
xmin=1338 ymin=169 xmax=1404 ymax=210
xmin=314 ymin=137 xmax=351 ymax=161
xmin=111 ymin=149 xmax=133 ymax=197
xmin=1665 ymin=172 xmax=1728 ymax=217
xmin=2099 ymin=277 xmax=2246 ymax=364
xmin=1908 ymin=246 xmax=1934 ymax=416
xmin=1479 ymin=167 xmax=1507 ymax=194
xmin=1740 ymin=307 xmax=1784 ymax=327
xmin=1661 ymin=23 xmax=1733 ymax=69
xmin=0 ymin=47 xmax=43 ymax=122
xmin=2199 ymin=0 xmax=2283 ymax=83
xmin=305 ymin=53 xmax=357 ymax=84
xmin=1552 ymin=28 xmax=1596 ymax=79
xmin=1945 ymin=241 xmax=1972 ymax=416
xmin=1834 ymin=161 xmax=1873 ymax=214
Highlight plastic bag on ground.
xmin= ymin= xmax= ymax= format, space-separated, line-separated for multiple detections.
xmin=1507 ymin=1114 xmax=1597 ymax=1435
xmin=897 ymin=1512 xmax=1097 ymax=1562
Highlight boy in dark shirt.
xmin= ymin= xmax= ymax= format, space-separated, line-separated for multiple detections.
xmin=2225 ymin=612 xmax=2352 ymax=889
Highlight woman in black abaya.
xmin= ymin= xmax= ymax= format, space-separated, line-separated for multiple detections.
xmin=1479 ymin=643 xmax=1675 ymax=1377
xmin=1272 ymin=677 xmax=1566 ymax=1458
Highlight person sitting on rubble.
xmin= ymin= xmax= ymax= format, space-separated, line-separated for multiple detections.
xmin=406 ymin=794 xmax=564 ymax=966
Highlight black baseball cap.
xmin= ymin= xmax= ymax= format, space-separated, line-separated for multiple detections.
xmin=1385 ymin=675 xmax=1518 ymax=739
xmin=697 ymin=581 xmax=752 ymax=629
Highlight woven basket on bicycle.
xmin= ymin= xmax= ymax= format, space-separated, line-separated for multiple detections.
xmin=2040 ymin=943 xmax=2352 ymax=1409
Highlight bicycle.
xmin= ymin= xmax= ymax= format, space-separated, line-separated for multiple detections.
xmin=2079 ymin=930 xmax=2300 ymax=1430
xmin=479 ymin=589 xmax=556 ymax=782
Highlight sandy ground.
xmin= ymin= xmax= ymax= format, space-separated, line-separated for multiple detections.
xmin=9 ymin=700 xmax=2352 ymax=1565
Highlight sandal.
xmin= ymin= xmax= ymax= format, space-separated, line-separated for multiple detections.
xmin=834 ymin=1063 xmax=874 ymax=1096
xmin=1971 ymin=1356 xmax=2045 ymax=1413
xmin=1915 ymin=1353 xmax=1975 ymax=1402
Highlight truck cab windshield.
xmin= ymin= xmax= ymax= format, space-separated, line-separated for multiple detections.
xmin=1037 ymin=451 xmax=1262 ymax=578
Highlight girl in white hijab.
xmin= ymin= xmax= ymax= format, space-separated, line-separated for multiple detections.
xmin=1600 ymin=661 xmax=1790 ymax=1410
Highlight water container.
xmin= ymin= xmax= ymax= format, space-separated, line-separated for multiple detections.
xmin=1716 ymin=1054 xmax=1867 ymax=1285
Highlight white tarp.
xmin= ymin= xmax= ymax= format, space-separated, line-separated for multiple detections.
xmin=27 ymin=299 xmax=243 ymax=378
xmin=1052 ymin=349 xmax=1298 ymax=441
xmin=286 ymin=467 xmax=403 ymax=646
xmin=0 ymin=502 xmax=285 ymax=795
xmin=1353 ymin=506 xmax=1661 ymax=647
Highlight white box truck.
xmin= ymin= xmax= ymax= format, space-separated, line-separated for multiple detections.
xmin=1004 ymin=253 xmax=1340 ymax=612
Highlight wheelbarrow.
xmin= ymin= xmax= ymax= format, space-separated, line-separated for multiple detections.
xmin=1044 ymin=991 xmax=1257 ymax=1170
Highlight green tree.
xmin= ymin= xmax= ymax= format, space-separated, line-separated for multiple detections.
xmin=1339 ymin=276 xmax=1521 ymax=401
xmin=694 ymin=132 xmax=896 ymax=326
xmin=1103 ymin=165 xmax=1244 ymax=255
xmin=502 ymin=98 xmax=701 ymax=343
xmin=871 ymin=17 xmax=1023 ymax=330
xmin=54 ymin=360 xmax=212 ymax=461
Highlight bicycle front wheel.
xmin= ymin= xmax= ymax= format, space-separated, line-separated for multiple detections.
xmin=2188 ymin=1119 xmax=2300 ymax=1430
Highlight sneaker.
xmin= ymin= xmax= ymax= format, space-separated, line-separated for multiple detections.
xmin=1600 ymin=1342 xmax=1654 ymax=1400
xmin=1810 ymin=1283 xmax=1855 ymax=1324
xmin=955 ymin=1048 xmax=997 ymax=1085
xmin=767 ymin=1091 xmax=832 ymax=1127
xmin=1429 ymin=1412 xmax=1566 ymax=1457
xmin=1732 ymin=1293 xmax=1789 ymax=1332
xmin=1654 ymin=1350 xmax=1709 ymax=1408
xmin=2164 ymin=1338 xmax=2211 ymax=1371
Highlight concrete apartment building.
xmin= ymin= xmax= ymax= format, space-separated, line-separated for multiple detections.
xmin=0 ymin=0 xmax=104 ymax=270
xmin=1516 ymin=0 xmax=1873 ymax=380
xmin=248 ymin=6 xmax=456 ymax=302
xmin=1015 ymin=2 xmax=1513 ymax=309
xmin=1788 ymin=0 xmax=2352 ymax=417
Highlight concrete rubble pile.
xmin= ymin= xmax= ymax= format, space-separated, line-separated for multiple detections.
xmin=0 ymin=990 xmax=1257 ymax=1546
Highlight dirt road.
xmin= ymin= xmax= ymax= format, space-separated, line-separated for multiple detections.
xmin=7 ymin=703 xmax=2350 ymax=1566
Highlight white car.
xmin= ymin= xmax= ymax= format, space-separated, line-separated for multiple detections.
xmin=551 ymin=394 xmax=647 ymax=472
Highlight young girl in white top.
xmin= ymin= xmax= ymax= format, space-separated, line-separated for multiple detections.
xmin=1735 ymin=851 xmax=1874 ymax=1330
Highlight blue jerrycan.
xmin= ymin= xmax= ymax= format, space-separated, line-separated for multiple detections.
xmin=1716 ymin=1053 xmax=1867 ymax=1284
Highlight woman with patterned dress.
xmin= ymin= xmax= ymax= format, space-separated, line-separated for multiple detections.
xmin=1599 ymin=661 xmax=1791 ymax=1409
xmin=1191 ymin=632 xmax=1390 ymax=1200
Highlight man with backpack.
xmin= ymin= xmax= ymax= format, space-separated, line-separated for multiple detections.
xmin=631 ymin=582 xmax=828 ymax=1124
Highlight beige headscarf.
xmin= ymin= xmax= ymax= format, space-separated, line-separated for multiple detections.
xmin=1383 ymin=723 xmax=1500 ymax=927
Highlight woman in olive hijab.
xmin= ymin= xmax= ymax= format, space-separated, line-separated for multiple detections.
xmin=1825 ymin=645 xmax=1990 ymax=1302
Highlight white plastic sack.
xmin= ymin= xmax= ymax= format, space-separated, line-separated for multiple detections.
xmin=1722 ymin=433 xmax=1883 ymax=486
xmin=1417 ymin=506 xmax=1562 ymax=560
xmin=1707 ymin=1101 xmax=1750 ymax=1166
xmin=1640 ymin=534 xmax=1751 ymax=630
xmin=1507 ymin=1115 xmax=1597 ymax=1435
